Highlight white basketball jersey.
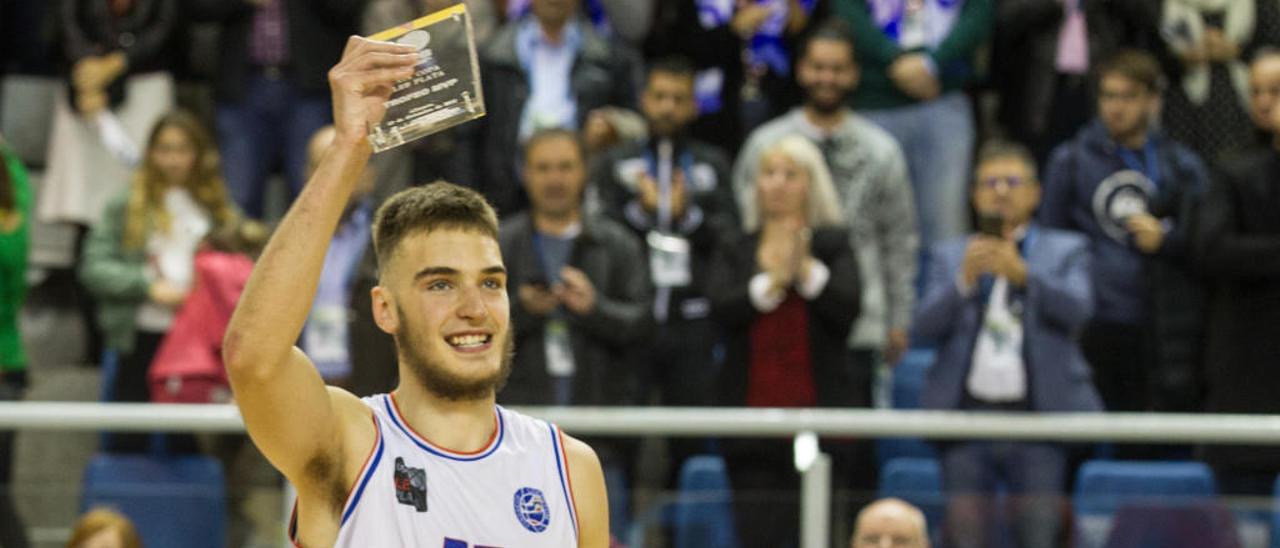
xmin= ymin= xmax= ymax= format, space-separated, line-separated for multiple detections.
xmin=291 ymin=394 xmax=581 ymax=547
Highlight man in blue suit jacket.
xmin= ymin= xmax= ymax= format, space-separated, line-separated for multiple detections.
xmin=913 ymin=140 xmax=1101 ymax=548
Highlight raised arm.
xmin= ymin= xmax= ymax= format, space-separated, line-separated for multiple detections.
xmin=222 ymin=38 xmax=417 ymax=495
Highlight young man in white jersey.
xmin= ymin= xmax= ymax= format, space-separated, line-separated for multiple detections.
xmin=222 ymin=37 xmax=609 ymax=547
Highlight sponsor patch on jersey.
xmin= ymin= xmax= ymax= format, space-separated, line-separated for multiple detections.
xmin=513 ymin=487 xmax=550 ymax=532
xmin=394 ymin=457 xmax=428 ymax=512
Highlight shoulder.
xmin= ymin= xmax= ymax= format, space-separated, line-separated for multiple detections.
xmin=847 ymin=113 xmax=903 ymax=157
xmin=1032 ymin=226 xmax=1088 ymax=254
xmin=585 ymin=216 xmax=641 ymax=250
xmin=559 ymin=432 xmax=608 ymax=544
xmin=688 ymin=140 xmax=732 ymax=169
xmin=812 ymin=227 xmax=852 ymax=254
xmin=498 ymin=213 xmax=533 ymax=243
xmin=481 ymin=24 xmax=520 ymax=66
xmin=1218 ymin=146 xmax=1272 ymax=180
xmin=930 ymin=236 xmax=971 ymax=261
xmin=742 ymin=113 xmax=800 ymax=152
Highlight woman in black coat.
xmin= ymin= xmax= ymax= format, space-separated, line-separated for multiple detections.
xmin=708 ymin=134 xmax=860 ymax=548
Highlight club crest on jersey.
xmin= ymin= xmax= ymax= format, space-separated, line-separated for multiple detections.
xmin=394 ymin=457 xmax=427 ymax=512
xmin=513 ymin=487 xmax=550 ymax=532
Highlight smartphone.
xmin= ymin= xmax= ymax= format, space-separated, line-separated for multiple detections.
xmin=977 ymin=213 xmax=1005 ymax=238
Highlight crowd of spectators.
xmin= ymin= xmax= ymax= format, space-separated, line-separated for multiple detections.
xmin=3 ymin=0 xmax=1280 ymax=546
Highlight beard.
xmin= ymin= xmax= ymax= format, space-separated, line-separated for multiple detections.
xmin=394 ymin=306 xmax=515 ymax=402
xmin=805 ymin=88 xmax=846 ymax=115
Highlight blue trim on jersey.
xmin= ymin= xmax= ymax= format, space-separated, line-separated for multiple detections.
xmin=382 ymin=396 xmax=506 ymax=462
xmin=341 ymin=424 xmax=385 ymax=526
xmin=549 ymin=423 xmax=580 ymax=540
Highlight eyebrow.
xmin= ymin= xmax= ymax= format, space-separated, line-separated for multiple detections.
xmin=413 ymin=265 xmax=506 ymax=282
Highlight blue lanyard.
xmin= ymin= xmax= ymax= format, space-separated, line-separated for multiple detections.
xmin=644 ymin=143 xmax=695 ymax=231
xmin=1118 ymin=139 xmax=1161 ymax=188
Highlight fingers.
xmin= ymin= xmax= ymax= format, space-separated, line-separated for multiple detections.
xmin=343 ymin=35 xmax=417 ymax=59
xmin=559 ymin=267 xmax=592 ymax=291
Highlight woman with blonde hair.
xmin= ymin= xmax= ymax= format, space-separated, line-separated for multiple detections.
xmin=66 ymin=508 xmax=142 ymax=548
xmin=709 ymin=134 xmax=861 ymax=546
xmin=80 ymin=110 xmax=237 ymax=453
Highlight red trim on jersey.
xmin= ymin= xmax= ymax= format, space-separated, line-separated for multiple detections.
xmin=388 ymin=391 xmax=501 ymax=456
xmin=557 ymin=426 xmax=582 ymax=538
xmin=290 ymin=411 xmax=381 ymax=547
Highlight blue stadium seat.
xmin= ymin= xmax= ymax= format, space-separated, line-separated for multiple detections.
xmin=81 ymin=453 xmax=226 ymax=548
xmin=672 ymin=455 xmax=739 ymax=548
xmin=878 ymin=457 xmax=944 ymax=540
xmin=891 ymin=349 xmax=935 ymax=410
xmin=1073 ymin=460 xmax=1216 ymax=548
xmin=876 ymin=349 xmax=937 ymax=466
xmin=1271 ymin=474 xmax=1280 ymax=548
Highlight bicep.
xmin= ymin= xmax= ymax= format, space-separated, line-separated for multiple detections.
xmin=564 ymin=435 xmax=609 ymax=548
xmin=230 ymin=347 xmax=372 ymax=489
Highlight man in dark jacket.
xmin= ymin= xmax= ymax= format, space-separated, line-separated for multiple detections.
xmin=499 ymin=128 xmax=651 ymax=407
xmin=499 ymin=128 xmax=649 ymax=539
xmin=915 ymin=140 xmax=1100 ymax=548
xmin=592 ymin=56 xmax=737 ymax=414
xmin=191 ymin=0 xmax=365 ymax=218
xmin=458 ymin=0 xmax=640 ymax=216
xmin=1039 ymin=50 xmax=1208 ymax=423
xmin=1195 ymin=51 xmax=1280 ymax=496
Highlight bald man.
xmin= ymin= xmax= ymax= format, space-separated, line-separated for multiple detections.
xmin=1196 ymin=51 xmax=1280 ymax=496
xmin=850 ymin=498 xmax=930 ymax=548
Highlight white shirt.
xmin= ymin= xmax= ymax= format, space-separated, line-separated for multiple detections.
xmin=292 ymin=394 xmax=580 ymax=548
xmin=135 ymin=188 xmax=211 ymax=331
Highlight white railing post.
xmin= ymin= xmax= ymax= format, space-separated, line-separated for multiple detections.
xmin=795 ymin=431 xmax=831 ymax=548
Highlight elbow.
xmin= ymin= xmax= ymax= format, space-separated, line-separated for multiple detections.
xmin=221 ymin=327 xmax=275 ymax=383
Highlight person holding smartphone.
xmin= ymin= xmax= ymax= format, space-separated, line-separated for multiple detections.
xmin=914 ymin=140 xmax=1100 ymax=548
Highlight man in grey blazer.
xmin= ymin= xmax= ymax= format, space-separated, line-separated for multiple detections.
xmin=912 ymin=140 xmax=1101 ymax=548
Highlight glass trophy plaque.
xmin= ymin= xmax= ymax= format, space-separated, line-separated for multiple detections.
xmin=366 ymin=4 xmax=486 ymax=153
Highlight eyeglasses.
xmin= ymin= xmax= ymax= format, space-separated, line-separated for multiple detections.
xmin=978 ymin=175 xmax=1031 ymax=190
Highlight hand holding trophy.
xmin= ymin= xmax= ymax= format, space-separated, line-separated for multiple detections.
xmin=365 ymin=4 xmax=488 ymax=152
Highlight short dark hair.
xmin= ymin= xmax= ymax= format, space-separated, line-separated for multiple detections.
xmin=1097 ymin=49 xmax=1165 ymax=93
xmin=522 ymin=127 xmax=585 ymax=165
xmin=372 ymin=182 xmax=500 ymax=271
xmin=976 ymin=139 xmax=1039 ymax=180
xmin=799 ymin=19 xmax=856 ymax=63
xmin=647 ymin=55 xmax=696 ymax=83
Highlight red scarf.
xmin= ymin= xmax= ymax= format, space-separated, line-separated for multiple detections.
xmin=746 ymin=292 xmax=817 ymax=407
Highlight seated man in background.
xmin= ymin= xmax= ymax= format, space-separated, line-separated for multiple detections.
xmin=913 ymin=141 xmax=1100 ymax=548
xmin=850 ymin=498 xmax=930 ymax=548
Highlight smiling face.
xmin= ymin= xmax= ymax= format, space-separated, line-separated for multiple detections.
xmin=797 ymin=37 xmax=859 ymax=114
xmin=373 ymin=229 xmax=513 ymax=401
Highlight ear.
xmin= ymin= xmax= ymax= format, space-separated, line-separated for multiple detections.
xmin=371 ymin=285 xmax=400 ymax=335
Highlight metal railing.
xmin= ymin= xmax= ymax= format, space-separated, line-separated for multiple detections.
xmin=6 ymin=402 xmax=1280 ymax=547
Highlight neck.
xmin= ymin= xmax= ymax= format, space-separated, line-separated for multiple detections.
xmin=533 ymin=209 xmax=581 ymax=236
xmin=539 ymin=19 xmax=567 ymax=44
xmin=391 ymin=381 xmax=497 ymax=453
xmin=1116 ymin=128 xmax=1149 ymax=150
xmin=803 ymin=104 xmax=847 ymax=132
xmin=762 ymin=213 xmax=808 ymax=232
xmin=1004 ymin=219 xmax=1030 ymax=238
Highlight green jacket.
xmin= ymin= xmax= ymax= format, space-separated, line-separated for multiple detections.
xmin=0 ymin=147 xmax=30 ymax=372
xmin=835 ymin=0 xmax=993 ymax=110
xmin=79 ymin=193 xmax=153 ymax=355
